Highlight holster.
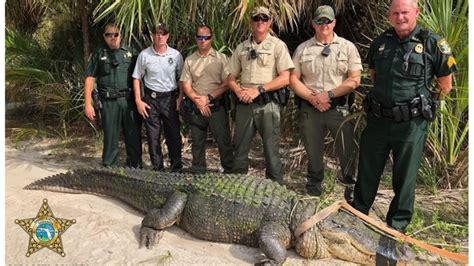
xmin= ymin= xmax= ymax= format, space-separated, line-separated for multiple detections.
xmin=92 ymin=90 xmax=102 ymax=120
xmin=256 ymin=91 xmax=271 ymax=105
xmin=272 ymin=87 xmax=290 ymax=106
xmin=209 ymin=97 xmax=222 ymax=113
xmin=294 ymin=94 xmax=302 ymax=109
xmin=181 ymin=97 xmax=195 ymax=114
xmin=420 ymin=94 xmax=435 ymax=121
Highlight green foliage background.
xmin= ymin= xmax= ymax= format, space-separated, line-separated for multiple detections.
xmin=5 ymin=0 xmax=468 ymax=190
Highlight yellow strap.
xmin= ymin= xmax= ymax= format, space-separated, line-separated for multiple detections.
xmin=294 ymin=200 xmax=342 ymax=237
xmin=339 ymin=201 xmax=468 ymax=264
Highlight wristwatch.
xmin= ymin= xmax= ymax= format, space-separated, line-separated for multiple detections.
xmin=327 ymin=90 xmax=335 ymax=99
xmin=258 ymin=85 xmax=266 ymax=94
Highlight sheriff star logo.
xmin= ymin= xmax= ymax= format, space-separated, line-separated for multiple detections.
xmin=15 ymin=199 xmax=76 ymax=257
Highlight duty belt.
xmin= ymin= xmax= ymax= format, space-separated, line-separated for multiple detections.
xmin=370 ymin=100 xmax=421 ymax=122
xmin=237 ymin=88 xmax=289 ymax=106
xmin=145 ymin=87 xmax=176 ymax=99
xmin=297 ymin=96 xmax=347 ymax=110
xmin=329 ymin=96 xmax=346 ymax=109
xmin=98 ymin=88 xmax=132 ymax=99
xmin=182 ymin=97 xmax=222 ymax=114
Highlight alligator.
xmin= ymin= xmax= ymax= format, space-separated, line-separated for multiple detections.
xmin=25 ymin=167 xmax=416 ymax=265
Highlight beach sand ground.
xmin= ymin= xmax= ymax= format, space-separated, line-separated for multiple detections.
xmin=5 ymin=144 xmax=351 ymax=265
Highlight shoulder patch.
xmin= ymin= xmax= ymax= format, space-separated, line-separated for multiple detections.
xmin=437 ymin=38 xmax=452 ymax=54
xmin=447 ymin=56 xmax=457 ymax=68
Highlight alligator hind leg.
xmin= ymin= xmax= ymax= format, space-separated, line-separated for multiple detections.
xmin=139 ymin=191 xmax=187 ymax=249
xmin=256 ymin=223 xmax=291 ymax=265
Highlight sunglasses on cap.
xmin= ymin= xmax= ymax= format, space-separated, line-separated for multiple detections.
xmin=196 ymin=35 xmax=212 ymax=41
xmin=315 ymin=18 xmax=333 ymax=25
xmin=251 ymin=15 xmax=270 ymax=22
xmin=104 ymin=32 xmax=120 ymax=38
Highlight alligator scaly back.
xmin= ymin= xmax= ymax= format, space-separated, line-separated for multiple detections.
xmin=24 ymin=167 xmax=300 ymax=216
xmin=25 ymin=167 xmax=421 ymax=265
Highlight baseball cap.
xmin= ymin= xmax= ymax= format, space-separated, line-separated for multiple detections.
xmin=313 ymin=5 xmax=335 ymax=23
xmin=251 ymin=6 xmax=271 ymax=18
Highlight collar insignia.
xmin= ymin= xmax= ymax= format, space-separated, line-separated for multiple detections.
xmin=378 ymin=43 xmax=385 ymax=54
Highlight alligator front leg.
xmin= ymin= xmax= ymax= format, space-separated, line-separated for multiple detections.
xmin=139 ymin=191 xmax=187 ymax=249
xmin=256 ymin=223 xmax=291 ymax=266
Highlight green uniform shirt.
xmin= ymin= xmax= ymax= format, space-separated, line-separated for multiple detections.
xmin=367 ymin=25 xmax=457 ymax=106
xmin=85 ymin=45 xmax=137 ymax=90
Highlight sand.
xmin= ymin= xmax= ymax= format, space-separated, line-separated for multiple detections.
xmin=5 ymin=144 xmax=351 ymax=265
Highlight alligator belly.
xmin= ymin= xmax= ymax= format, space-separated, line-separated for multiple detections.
xmin=179 ymin=193 xmax=264 ymax=247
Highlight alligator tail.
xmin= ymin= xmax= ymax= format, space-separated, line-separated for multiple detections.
xmin=24 ymin=168 xmax=163 ymax=212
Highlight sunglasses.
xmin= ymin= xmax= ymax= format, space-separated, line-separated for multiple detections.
xmin=154 ymin=31 xmax=169 ymax=36
xmin=251 ymin=15 xmax=270 ymax=22
xmin=196 ymin=35 xmax=212 ymax=41
xmin=315 ymin=18 xmax=333 ymax=25
xmin=104 ymin=32 xmax=120 ymax=38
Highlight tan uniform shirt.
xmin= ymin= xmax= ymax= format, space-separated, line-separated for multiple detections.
xmin=180 ymin=48 xmax=228 ymax=95
xmin=292 ymin=33 xmax=362 ymax=92
xmin=227 ymin=34 xmax=294 ymax=87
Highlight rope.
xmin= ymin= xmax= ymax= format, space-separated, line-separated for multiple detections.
xmin=294 ymin=200 xmax=468 ymax=264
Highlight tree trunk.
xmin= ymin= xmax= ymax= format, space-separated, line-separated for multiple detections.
xmin=80 ymin=0 xmax=90 ymax=65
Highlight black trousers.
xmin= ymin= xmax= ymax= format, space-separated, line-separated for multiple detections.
xmin=143 ymin=91 xmax=182 ymax=170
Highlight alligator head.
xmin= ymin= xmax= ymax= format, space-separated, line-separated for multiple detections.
xmin=291 ymin=200 xmax=415 ymax=264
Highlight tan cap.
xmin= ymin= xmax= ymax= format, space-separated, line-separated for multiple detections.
xmin=313 ymin=5 xmax=335 ymax=23
xmin=251 ymin=6 xmax=271 ymax=17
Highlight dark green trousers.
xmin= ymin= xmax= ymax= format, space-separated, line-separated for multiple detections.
xmin=100 ymin=98 xmax=142 ymax=167
xmin=353 ymin=115 xmax=428 ymax=232
xmin=188 ymin=108 xmax=234 ymax=173
xmin=299 ymin=101 xmax=356 ymax=187
xmin=232 ymin=101 xmax=282 ymax=182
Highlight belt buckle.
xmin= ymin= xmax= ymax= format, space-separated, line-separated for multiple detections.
xmin=150 ymin=91 xmax=157 ymax=98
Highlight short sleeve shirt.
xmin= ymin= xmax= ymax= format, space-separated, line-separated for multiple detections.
xmin=367 ymin=25 xmax=457 ymax=106
xmin=292 ymin=33 xmax=362 ymax=93
xmin=85 ymin=45 xmax=136 ymax=89
xmin=179 ymin=48 xmax=228 ymax=95
xmin=227 ymin=34 xmax=294 ymax=87
xmin=132 ymin=45 xmax=183 ymax=92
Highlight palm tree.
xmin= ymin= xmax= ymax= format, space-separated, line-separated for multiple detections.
xmin=417 ymin=0 xmax=468 ymax=189
xmin=92 ymin=0 xmax=355 ymax=50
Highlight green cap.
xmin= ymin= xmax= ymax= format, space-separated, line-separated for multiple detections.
xmin=251 ymin=6 xmax=271 ymax=18
xmin=313 ymin=5 xmax=335 ymax=23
